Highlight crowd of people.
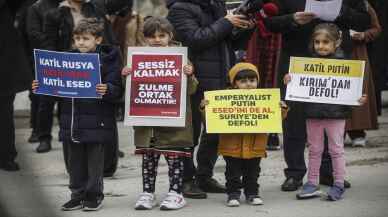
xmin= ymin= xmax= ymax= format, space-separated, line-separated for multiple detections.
xmin=1 ymin=0 xmax=387 ymax=212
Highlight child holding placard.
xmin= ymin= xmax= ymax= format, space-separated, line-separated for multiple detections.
xmin=284 ymin=23 xmax=367 ymax=201
xmin=201 ymin=62 xmax=288 ymax=207
xmin=121 ymin=16 xmax=198 ymax=211
xmin=32 ymin=18 xmax=122 ymax=211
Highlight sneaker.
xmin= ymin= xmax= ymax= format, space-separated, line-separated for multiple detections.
xmin=352 ymin=137 xmax=366 ymax=147
xmin=327 ymin=183 xmax=345 ymax=201
xmin=246 ymin=195 xmax=264 ymax=205
xmin=320 ymin=176 xmax=351 ymax=189
xmin=183 ymin=180 xmax=207 ymax=199
xmin=83 ymin=199 xmax=103 ymax=211
xmin=135 ymin=192 xmax=157 ymax=210
xmin=160 ymin=191 xmax=186 ymax=210
xmin=296 ymin=182 xmax=321 ymax=199
xmin=61 ymin=199 xmax=83 ymax=211
xmin=226 ymin=197 xmax=240 ymax=207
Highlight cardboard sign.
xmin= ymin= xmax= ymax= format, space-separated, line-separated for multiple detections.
xmin=34 ymin=49 xmax=101 ymax=98
xmin=124 ymin=47 xmax=188 ymax=127
xmin=286 ymin=57 xmax=365 ymax=105
xmin=205 ymin=89 xmax=283 ymax=133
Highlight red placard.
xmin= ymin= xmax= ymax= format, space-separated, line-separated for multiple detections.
xmin=129 ymin=54 xmax=182 ymax=117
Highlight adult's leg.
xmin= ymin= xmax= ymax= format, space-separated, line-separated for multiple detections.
xmin=282 ymin=102 xmax=307 ymax=181
xmin=0 ymin=94 xmax=18 ymax=170
xmin=36 ymin=95 xmax=56 ymax=153
xmin=28 ymin=91 xmax=40 ymax=142
xmin=37 ymin=95 xmax=56 ymax=142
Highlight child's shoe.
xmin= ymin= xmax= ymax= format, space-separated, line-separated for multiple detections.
xmin=135 ymin=192 xmax=157 ymax=210
xmin=327 ymin=183 xmax=345 ymax=201
xmin=296 ymin=182 xmax=321 ymax=199
xmin=83 ymin=199 xmax=103 ymax=211
xmin=61 ymin=198 xmax=83 ymax=211
xmin=246 ymin=195 xmax=264 ymax=205
xmin=160 ymin=191 xmax=186 ymax=210
xmin=226 ymin=195 xmax=240 ymax=207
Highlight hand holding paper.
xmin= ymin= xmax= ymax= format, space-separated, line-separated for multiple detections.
xmin=304 ymin=0 xmax=343 ymax=21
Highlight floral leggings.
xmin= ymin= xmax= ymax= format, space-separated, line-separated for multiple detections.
xmin=142 ymin=152 xmax=184 ymax=193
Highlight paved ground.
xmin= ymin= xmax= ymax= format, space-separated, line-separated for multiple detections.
xmin=1 ymin=93 xmax=388 ymax=217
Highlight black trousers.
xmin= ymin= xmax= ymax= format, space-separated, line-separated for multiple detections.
xmin=282 ymin=102 xmax=307 ymax=180
xmin=183 ymin=90 xmax=219 ymax=182
xmin=224 ymin=156 xmax=261 ymax=197
xmin=66 ymin=141 xmax=104 ymax=201
xmin=29 ymin=91 xmax=40 ymax=132
xmin=38 ymin=95 xmax=58 ymax=142
xmin=0 ymin=94 xmax=16 ymax=163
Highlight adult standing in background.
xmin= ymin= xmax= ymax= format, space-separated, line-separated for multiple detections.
xmin=167 ymin=0 xmax=255 ymax=199
xmin=264 ymin=0 xmax=371 ymax=191
xmin=368 ymin=0 xmax=388 ymax=114
xmin=0 ymin=0 xmax=33 ymax=171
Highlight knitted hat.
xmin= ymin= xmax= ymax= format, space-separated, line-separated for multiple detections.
xmin=228 ymin=62 xmax=260 ymax=84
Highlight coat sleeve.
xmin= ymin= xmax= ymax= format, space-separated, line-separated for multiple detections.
xmin=26 ymin=5 xmax=45 ymax=49
xmin=263 ymin=0 xmax=298 ymax=33
xmin=363 ymin=2 xmax=382 ymax=43
xmin=167 ymin=4 xmax=234 ymax=51
xmin=43 ymin=9 xmax=59 ymax=50
xmin=102 ymin=47 xmax=123 ymax=102
xmin=336 ymin=0 xmax=371 ymax=32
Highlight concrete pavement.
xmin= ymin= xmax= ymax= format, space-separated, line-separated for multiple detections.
xmin=1 ymin=93 xmax=388 ymax=217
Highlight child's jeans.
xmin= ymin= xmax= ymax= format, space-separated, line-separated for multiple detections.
xmin=306 ymin=119 xmax=346 ymax=186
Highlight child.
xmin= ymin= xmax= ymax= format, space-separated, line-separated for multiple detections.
xmin=32 ymin=18 xmax=123 ymax=211
xmin=201 ymin=63 xmax=287 ymax=207
xmin=121 ymin=16 xmax=197 ymax=211
xmin=284 ymin=23 xmax=367 ymax=201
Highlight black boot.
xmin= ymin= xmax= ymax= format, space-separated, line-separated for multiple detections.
xmin=197 ymin=178 xmax=226 ymax=193
xmin=36 ymin=140 xmax=52 ymax=153
xmin=0 ymin=161 xmax=20 ymax=171
xmin=28 ymin=131 xmax=39 ymax=143
xmin=183 ymin=180 xmax=207 ymax=199
xmin=281 ymin=177 xmax=302 ymax=191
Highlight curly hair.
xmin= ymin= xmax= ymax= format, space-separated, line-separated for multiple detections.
xmin=73 ymin=18 xmax=104 ymax=38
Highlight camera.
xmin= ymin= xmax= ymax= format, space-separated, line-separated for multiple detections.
xmin=233 ymin=0 xmax=266 ymax=18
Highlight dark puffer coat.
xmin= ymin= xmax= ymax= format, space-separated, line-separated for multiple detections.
xmin=0 ymin=0 xmax=33 ymax=96
xmin=44 ymin=0 xmax=116 ymax=51
xmin=58 ymin=45 xmax=122 ymax=144
xmin=304 ymin=52 xmax=352 ymax=119
xmin=167 ymin=0 xmax=253 ymax=91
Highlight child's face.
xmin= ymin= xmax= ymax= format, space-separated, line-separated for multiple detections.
xmin=234 ymin=77 xmax=258 ymax=89
xmin=145 ymin=30 xmax=171 ymax=47
xmin=73 ymin=33 xmax=102 ymax=53
xmin=313 ymin=32 xmax=338 ymax=56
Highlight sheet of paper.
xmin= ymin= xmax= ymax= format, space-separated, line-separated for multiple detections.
xmin=305 ymin=0 xmax=343 ymax=21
